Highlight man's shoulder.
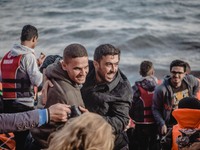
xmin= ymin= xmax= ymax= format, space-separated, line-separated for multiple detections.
xmin=120 ymin=71 xmax=132 ymax=86
xmin=22 ymin=52 xmax=36 ymax=62
xmin=154 ymin=82 xmax=168 ymax=94
xmin=184 ymin=74 xmax=197 ymax=82
xmin=112 ymin=71 xmax=132 ymax=98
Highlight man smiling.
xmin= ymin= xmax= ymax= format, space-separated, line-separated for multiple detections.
xmin=81 ymin=44 xmax=132 ymax=150
xmin=30 ymin=43 xmax=89 ymax=149
xmin=152 ymin=59 xmax=199 ymax=136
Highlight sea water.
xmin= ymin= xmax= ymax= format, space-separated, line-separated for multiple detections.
xmin=0 ymin=0 xmax=200 ymax=84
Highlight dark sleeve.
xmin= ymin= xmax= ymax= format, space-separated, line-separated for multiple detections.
xmin=104 ymin=83 xmax=132 ymax=134
xmin=152 ymin=85 xmax=166 ymax=127
xmin=129 ymin=85 xmax=139 ymax=119
xmin=0 ymin=110 xmax=39 ymax=133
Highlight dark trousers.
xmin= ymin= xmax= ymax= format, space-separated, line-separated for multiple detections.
xmin=3 ymin=100 xmax=34 ymax=150
xmin=128 ymin=124 xmax=159 ymax=150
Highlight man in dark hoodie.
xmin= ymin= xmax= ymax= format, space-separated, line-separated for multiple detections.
xmin=129 ymin=60 xmax=160 ymax=150
xmin=29 ymin=43 xmax=89 ymax=150
xmin=81 ymin=44 xmax=132 ymax=150
xmin=152 ymin=59 xmax=199 ymax=137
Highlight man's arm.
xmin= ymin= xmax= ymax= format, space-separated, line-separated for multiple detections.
xmin=0 ymin=103 xmax=71 ymax=133
xmin=129 ymin=85 xmax=139 ymax=119
xmin=152 ymin=87 xmax=166 ymax=134
xmin=102 ymin=81 xmax=132 ymax=134
xmin=24 ymin=53 xmax=43 ymax=86
xmin=105 ymin=100 xmax=131 ymax=134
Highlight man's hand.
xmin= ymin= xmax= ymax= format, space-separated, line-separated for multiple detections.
xmin=48 ymin=103 xmax=71 ymax=122
xmin=42 ymin=80 xmax=53 ymax=105
xmin=125 ymin=118 xmax=135 ymax=131
xmin=78 ymin=106 xmax=89 ymax=113
xmin=161 ymin=124 xmax=167 ymax=135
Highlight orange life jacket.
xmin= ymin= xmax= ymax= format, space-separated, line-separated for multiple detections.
xmin=171 ymin=109 xmax=200 ymax=150
xmin=197 ymin=91 xmax=200 ymax=100
xmin=1 ymin=52 xmax=32 ymax=99
xmin=137 ymin=85 xmax=155 ymax=124
xmin=0 ymin=133 xmax=15 ymax=150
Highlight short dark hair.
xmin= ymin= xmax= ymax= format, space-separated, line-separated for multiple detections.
xmin=170 ymin=59 xmax=186 ymax=72
xmin=20 ymin=25 xmax=38 ymax=42
xmin=93 ymin=44 xmax=120 ymax=62
xmin=140 ymin=60 xmax=153 ymax=77
xmin=178 ymin=97 xmax=200 ymax=109
xmin=185 ymin=61 xmax=191 ymax=74
xmin=63 ymin=43 xmax=88 ymax=63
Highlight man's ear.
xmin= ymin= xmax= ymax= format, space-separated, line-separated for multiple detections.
xmin=32 ymin=36 xmax=37 ymax=42
xmin=93 ymin=60 xmax=99 ymax=69
xmin=61 ymin=60 xmax=67 ymax=71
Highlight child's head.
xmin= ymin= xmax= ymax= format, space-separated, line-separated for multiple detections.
xmin=178 ymin=97 xmax=200 ymax=109
xmin=48 ymin=112 xmax=114 ymax=150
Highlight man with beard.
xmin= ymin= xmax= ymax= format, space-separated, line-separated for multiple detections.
xmin=152 ymin=59 xmax=199 ymax=137
xmin=81 ymin=44 xmax=132 ymax=150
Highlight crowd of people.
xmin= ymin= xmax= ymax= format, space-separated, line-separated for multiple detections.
xmin=0 ymin=24 xmax=200 ymax=150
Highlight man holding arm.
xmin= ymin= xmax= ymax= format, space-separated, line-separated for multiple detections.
xmin=81 ymin=44 xmax=132 ymax=150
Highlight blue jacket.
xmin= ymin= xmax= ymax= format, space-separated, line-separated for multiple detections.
xmin=152 ymin=74 xmax=199 ymax=128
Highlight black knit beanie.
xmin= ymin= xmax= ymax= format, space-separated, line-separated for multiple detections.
xmin=178 ymin=97 xmax=200 ymax=109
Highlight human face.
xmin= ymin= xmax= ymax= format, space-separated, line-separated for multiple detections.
xmin=94 ymin=55 xmax=119 ymax=83
xmin=170 ymin=66 xmax=185 ymax=88
xmin=62 ymin=56 xmax=89 ymax=85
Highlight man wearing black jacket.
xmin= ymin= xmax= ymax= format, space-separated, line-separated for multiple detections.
xmin=81 ymin=44 xmax=132 ymax=150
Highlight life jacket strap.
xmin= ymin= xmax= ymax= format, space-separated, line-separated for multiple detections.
xmin=2 ymin=78 xmax=30 ymax=84
xmin=3 ymin=87 xmax=32 ymax=92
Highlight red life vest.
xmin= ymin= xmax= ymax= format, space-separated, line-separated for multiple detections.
xmin=137 ymin=85 xmax=155 ymax=124
xmin=1 ymin=52 xmax=32 ymax=99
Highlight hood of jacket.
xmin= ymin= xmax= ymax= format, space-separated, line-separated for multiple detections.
xmin=45 ymin=61 xmax=80 ymax=88
xmin=172 ymin=109 xmax=200 ymax=128
xmin=135 ymin=76 xmax=158 ymax=92
xmin=9 ymin=43 xmax=35 ymax=57
xmin=162 ymin=74 xmax=198 ymax=97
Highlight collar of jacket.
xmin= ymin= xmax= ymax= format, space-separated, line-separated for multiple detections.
xmin=172 ymin=109 xmax=200 ymax=128
xmin=106 ymin=70 xmax=121 ymax=92
xmin=163 ymin=75 xmax=194 ymax=97
xmin=46 ymin=61 xmax=81 ymax=89
xmin=86 ymin=61 xmax=122 ymax=92
xmin=88 ymin=69 xmax=121 ymax=92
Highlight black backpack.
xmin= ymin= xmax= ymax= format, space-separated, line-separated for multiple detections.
xmin=176 ymin=128 xmax=200 ymax=150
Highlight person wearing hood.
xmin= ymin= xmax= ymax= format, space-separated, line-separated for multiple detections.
xmin=0 ymin=24 xmax=42 ymax=150
xmin=29 ymin=43 xmax=89 ymax=150
xmin=129 ymin=60 xmax=160 ymax=150
xmin=171 ymin=97 xmax=200 ymax=150
xmin=152 ymin=60 xmax=199 ymax=138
